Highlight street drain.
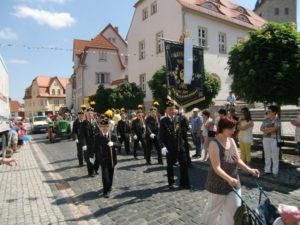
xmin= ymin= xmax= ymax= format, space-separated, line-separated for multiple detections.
xmin=55 ymin=181 xmax=71 ymax=190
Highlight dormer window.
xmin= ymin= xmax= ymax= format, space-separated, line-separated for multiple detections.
xmin=235 ymin=15 xmax=251 ymax=24
xmin=237 ymin=7 xmax=245 ymax=14
xmin=201 ymin=2 xmax=220 ymax=13
xmin=52 ymin=89 xmax=55 ymax=95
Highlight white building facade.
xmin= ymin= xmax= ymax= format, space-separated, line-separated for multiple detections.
xmin=72 ymin=24 xmax=128 ymax=112
xmin=127 ymin=0 xmax=266 ymax=107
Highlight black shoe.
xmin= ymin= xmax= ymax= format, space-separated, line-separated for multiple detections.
xmin=88 ymin=173 xmax=94 ymax=177
xmin=103 ymin=192 xmax=110 ymax=198
xmin=146 ymin=161 xmax=152 ymax=165
xmin=192 ymin=154 xmax=200 ymax=158
xmin=180 ymin=184 xmax=191 ymax=190
xmin=168 ymin=184 xmax=175 ymax=189
xmin=95 ymin=171 xmax=99 ymax=175
xmin=79 ymin=164 xmax=84 ymax=167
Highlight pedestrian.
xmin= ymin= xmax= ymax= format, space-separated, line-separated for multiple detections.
xmin=237 ymin=107 xmax=254 ymax=165
xmin=191 ymin=108 xmax=203 ymax=158
xmin=116 ymin=112 xmax=131 ymax=155
xmin=203 ymin=118 xmax=260 ymax=225
xmin=218 ymin=108 xmax=227 ymax=120
xmin=94 ymin=118 xmax=119 ymax=198
xmin=131 ymin=110 xmax=147 ymax=160
xmin=226 ymin=91 xmax=236 ymax=110
xmin=260 ymin=105 xmax=281 ymax=178
xmin=178 ymin=108 xmax=192 ymax=167
xmin=72 ymin=110 xmax=86 ymax=167
xmin=202 ymin=110 xmax=215 ymax=161
xmin=290 ymin=111 xmax=300 ymax=161
xmin=145 ymin=107 xmax=163 ymax=165
xmin=160 ymin=101 xmax=190 ymax=189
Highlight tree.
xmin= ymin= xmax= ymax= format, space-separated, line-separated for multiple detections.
xmin=148 ymin=66 xmax=221 ymax=111
xmin=228 ymin=23 xmax=300 ymax=106
xmin=90 ymin=85 xmax=113 ymax=113
xmin=111 ymin=82 xmax=145 ymax=110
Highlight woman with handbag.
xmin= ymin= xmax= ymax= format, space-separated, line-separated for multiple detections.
xmin=260 ymin=105 xmax=281 ymax=178
xmin=202 ymin=110 xmax=215 ymax=161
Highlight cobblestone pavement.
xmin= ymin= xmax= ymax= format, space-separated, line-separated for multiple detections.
xmin=28 ymin=134 xmax=300 ymax=225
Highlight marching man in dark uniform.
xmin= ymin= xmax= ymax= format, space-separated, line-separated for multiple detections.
xmin=145 ymin=107 xmax=163 ymax=165
xmin=72 ymin=110 xmax=85 ymax=167
xmin=131 ymin=109 xmax=147 ymax=160
xmin=117 ymin=111 xmax=131 ymax=155
xmin=160 ymin=101 xmax=190 ymax=189
xmin=94 ymin=118 xmax=119 ymax=198
xmin=81 ymin=108 xmax=99 ymax=177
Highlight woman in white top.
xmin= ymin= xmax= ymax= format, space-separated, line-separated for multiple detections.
xmin=237 ymin=107 xmax=254 ymax=165
xmin=202 ymin=110 xmax=215 ymax=161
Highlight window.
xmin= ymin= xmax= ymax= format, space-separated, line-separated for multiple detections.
xmin=198 ymin=27 xmax=208 ymax=48
xmin=285 ymin=8 xmax=289 ymax=15
xmin=54 ymin=99 xmax=59 ymax=106
xmin=52 ymin=89 xmax=55 ymax=95
xmin=142 ymin=8 xmax=148 ymax=20
xmin=201 ymin=2 xmax=219 ymax=13
xmin=57 ymin=89 xmax=61 ymax=95
xmin=109 ymin=37 xmax=116 ymax=43
xmin=139 ymin=74 xmax=146 ymax=93
xmin=99 ymin=51 xmax=107 ymax=62
xmin=151 ymin=2 xmax=158 ymax=15
xmin=139 ymin=40 xmax=146 ymax=60
xmin=40 ymin=100 xmax=44 ymax=106
xmin=259 ymin=13 xmax=263 ymax=17
xmin=236 ymin=15 xmax=250 ymax=23
xmin=219 ymin=32 xmax=227 ymax=54
xmin=156 ymin=31 xmax=164 ymax=54
xmin=275 ymin=8 xmax=279 ymax=15
xmin=237 ymin=37 xmax=244 ymax=44
xmin=96 ymin=73 xmax=110 ymax=84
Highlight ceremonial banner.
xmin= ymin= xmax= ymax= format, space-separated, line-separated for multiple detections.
xmin=165 ymin=40 xmax=205 ymax=108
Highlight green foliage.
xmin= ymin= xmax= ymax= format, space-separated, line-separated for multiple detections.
xmin=90 ymin=82 xmax=145 ymax=113
xmin=148 ymin=66 xmax=221 ymax=111
xmin=228 ymin=22 xmax=300 ymax=105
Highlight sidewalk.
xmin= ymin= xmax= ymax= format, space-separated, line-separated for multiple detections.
xmin=0 ymin=142 xmax=66 ymax=225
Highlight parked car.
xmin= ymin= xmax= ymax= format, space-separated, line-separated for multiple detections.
xmin=31 ymin=116 xmax=49 ymax=134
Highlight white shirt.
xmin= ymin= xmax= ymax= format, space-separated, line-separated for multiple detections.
xmin=238 ymin=120 xmax=253 ymax=144
xmin=295 ymin=113 xmax=300 ymax=142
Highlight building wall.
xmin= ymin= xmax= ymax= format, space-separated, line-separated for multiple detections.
xmin=255 ymin=0 xmax=297 ymax=24
xmin=127 ymin=0 xmax=183 ymax=106
xmin=66 ymin=82 xmax=73 ymax=110
xmin=184 ymin=10 xmax=250 ymax=102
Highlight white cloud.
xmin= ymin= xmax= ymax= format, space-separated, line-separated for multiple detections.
xmin=0 ymin=28 xmax=17 ymax=40
xmin=14 ymin=6 xmax=76 ymax=29
xmin=8 ymin=59 xmax=29 ymax=64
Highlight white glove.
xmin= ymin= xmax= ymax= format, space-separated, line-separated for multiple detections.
xmin=133 ymin=135 xmax=138 ymax=140
xmin=189 ymin=124 xmax=192 ymax=130
xmin=150 ymin=133 xmax=155 ymax=139
xmin=108 ymin=141 xmax=114 ymax=147
xmin=117 ymin=136 xmax=121 ymax=139
xmin=82 ymin=145 xmax=87 ymax=151
xmin=75 ymin=139 xmax=79 ymax=143
xmin=161 ymin=147 xmax=168 ymax=156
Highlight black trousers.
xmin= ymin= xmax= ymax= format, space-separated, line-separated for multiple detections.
xmin=146 ymin=136 xmax=162 ymax=163
xmin=119 ymin=135 xmax=130 ymax=154
xmin=101 ymin=165 xmax=114 ymax=194
xmin=76 ymin=143 xmax=84 ymax=165
xmin=166 ymin=148 xmax=190 ymax=187
xmin=83 ymin=147 xmax=94 ymax=175
xmin=182 ymin=136 xmax=191 ymax=165
xmin=133 ymin=136 xmax=147 ymax=158
xmin=94 ymin=150 xmax=100 ymax=174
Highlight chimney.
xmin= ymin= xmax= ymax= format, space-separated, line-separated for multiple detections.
xmin=114 ymin=26 xmax=119 ymax=33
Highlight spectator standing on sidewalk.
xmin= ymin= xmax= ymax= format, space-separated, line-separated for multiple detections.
xmin=260 ymin=105 xmax=281 ymax=178
xmin=191 ymin=108 xmax=203 ymax=158
xmin=237 ymin=107 xmax=254 ymax=165
xmin=202 ymin=110 xmax=215 ymax=161
xmin=290 ymin=110 xmax=300 ymax=160
xmin=203 ymin=118 xmax=260 ymax=225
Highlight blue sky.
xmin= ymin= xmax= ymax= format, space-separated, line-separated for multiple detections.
xmin=0 ymin=0 xmax=298 ymax=101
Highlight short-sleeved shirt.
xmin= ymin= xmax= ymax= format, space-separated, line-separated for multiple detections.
xmin=262 ymin=118 xmax=281 ymax=139
xmin=191 ymin=115 xmax=203 ymax=134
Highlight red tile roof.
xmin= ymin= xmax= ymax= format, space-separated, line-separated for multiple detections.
xmin=10 ymin=100 xmax=21 ymax=113
xmin=177 ymin=0 xmax=266 ymax=29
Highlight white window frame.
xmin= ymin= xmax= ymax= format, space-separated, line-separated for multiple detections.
xmin=219 ymin=32 xmax=227 ymax=54
xmin=99 ymin=51 xmax=107 ymax=62
xmin=198 ymin=26 xmax=208 ymax=48
xmin=139 ymin=74 xmax=146 ymax=93
xmin=142 ymin=8 xmax=148 ymax=21
xmin=139 ymin=40 xmax=146 ymax=60
xmin=54 ymin=99 xmax=59 ymax=106
xmin=156 ymin=31 xmax=164 ymax=54
xmin=96 ymin=73 xmax=111 ymax=85
xmin=151 ymin=2 xmax=158 ymax=15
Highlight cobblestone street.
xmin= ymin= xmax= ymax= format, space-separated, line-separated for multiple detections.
xmin=0 ymin=134 xmax=299 ymax=225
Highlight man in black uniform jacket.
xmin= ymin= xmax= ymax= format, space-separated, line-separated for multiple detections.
xmin=116 ymin=112 xmax=131 ymax=155
xmin=94 ymin=118 xmax=119 ymax=198
xmin=131 ymin=110 xmax=147 ymax=160
xmin=81 ymin=110 xmax=99 ymax=177
xmin=72 ymin=111 xmax=85 ymax=166
xmin=160 ymin=101 xmax=190 ymax=189
xmin=178 ymin=109 xmax=192 ymax=167
xmin=145 ymin=107 xmax=163 ymax=165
